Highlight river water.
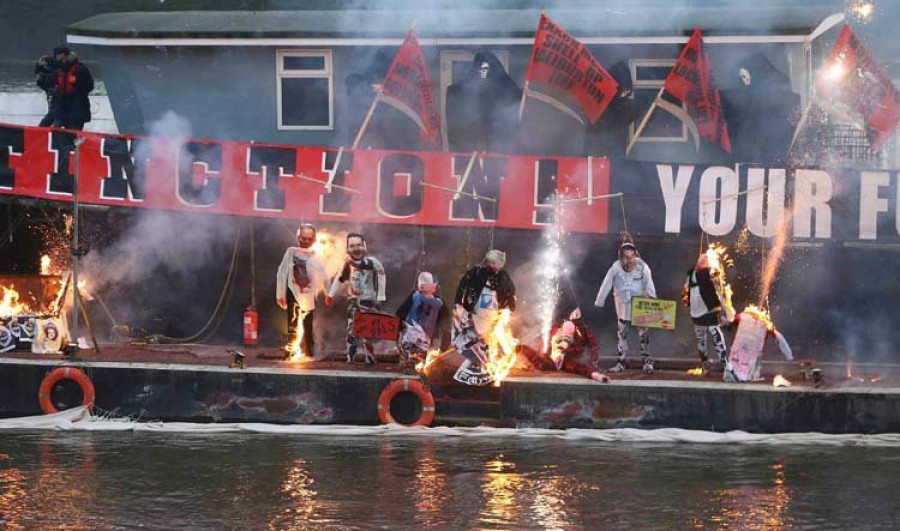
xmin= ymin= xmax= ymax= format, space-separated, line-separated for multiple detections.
xmin=1 ymin=424 xmax=899 ymax=530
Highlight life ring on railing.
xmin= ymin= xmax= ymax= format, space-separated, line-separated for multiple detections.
xmin=377 ymin=379 xmax=435 ymax=427
xmin=38 ymin=367 xmax=96 ymax=414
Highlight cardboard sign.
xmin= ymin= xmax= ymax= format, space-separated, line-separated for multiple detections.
xmin=352 ymin=311 xmax=401 ymax=341
xmin=630 ymin=297 xmax=677 ymax=330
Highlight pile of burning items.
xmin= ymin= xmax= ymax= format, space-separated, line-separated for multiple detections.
xmin=0 ymin=257 xmax=70 ymax=354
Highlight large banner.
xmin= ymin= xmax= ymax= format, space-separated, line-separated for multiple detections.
xmin=0 ymin=124 xmax=610 ymax=234
xmin=610 ymin=160 xmax=900 ymax=243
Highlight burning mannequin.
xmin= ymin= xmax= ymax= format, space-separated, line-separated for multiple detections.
xmin=326 ymin=233 xmax=386 ymax=364
xmin=276 ymin=223 xmax=326 ymax=359
xmin=728 ymin=306 xmax=793 ymax=382
xmin=395 ymin=271 xmax=449 ymax=372
xmin=683 ymin=248 xmax=736 ymax=378
xmin=595 ymin=241 xmax=657 ymax=374
xmin=521 ymin=275 xmax=608 ymax=382
xmin=452 ymin=249 xmax=516 ymax=385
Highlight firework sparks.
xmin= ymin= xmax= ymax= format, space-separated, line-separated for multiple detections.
xmin=758 ymin=209 xmax=794 ymax=307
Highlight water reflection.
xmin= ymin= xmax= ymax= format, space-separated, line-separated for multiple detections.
xmin=0 ymin=434 xmax=895 ymax=529
xmin=694 ymin=459 xmax=794 ymax=529
xmin=272 ymin=458 xmax=321 ymax=529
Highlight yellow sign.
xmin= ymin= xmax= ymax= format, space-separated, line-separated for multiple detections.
xmin=631 ymin=297 xmax=677 ymax=331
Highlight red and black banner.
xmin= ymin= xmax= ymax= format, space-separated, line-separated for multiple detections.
xmin=524 ymin=14 xmax=619 ymax=124
xmin=379 ymin=29 xmax=442 ymax=145
xmin=815 ymin=24 xmax=900 ymax=151
xmin=664 ymin=28 xmax=731 ymax=153
xmin=0 ymin=124 xmax=610 ymax=234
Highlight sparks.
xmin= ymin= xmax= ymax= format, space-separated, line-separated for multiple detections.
xmin=40 ymin=255 xmax=52 ymax=276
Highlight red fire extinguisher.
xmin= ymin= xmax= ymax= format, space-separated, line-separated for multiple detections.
xmin=243 ymin=305 xmax=258 ymax=346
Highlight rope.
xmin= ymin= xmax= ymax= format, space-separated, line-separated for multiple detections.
xmin=618 ymin=194 xmax=629 ymax=237
xmin=146 ymin=225 xmax=242 ymax=344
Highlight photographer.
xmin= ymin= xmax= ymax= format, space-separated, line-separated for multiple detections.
xmin=34 ymin=54 xmax=60 ymax=127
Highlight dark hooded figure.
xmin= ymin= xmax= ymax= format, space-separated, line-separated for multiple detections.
xmin=721 ymin=53 xmax=801 ymax=165
xmin=445 ymin=50 xmax=522 ymax=154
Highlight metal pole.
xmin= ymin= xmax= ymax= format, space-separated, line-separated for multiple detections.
xmin=250 ymin=218 xmax=256 ymax=307
xmin=71 ymin=137 xmax=85 ymax=350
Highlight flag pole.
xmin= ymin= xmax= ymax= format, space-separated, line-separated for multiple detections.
xmin=518 ymin=82 xmax=530 ymax=124
xmin=351 ymin=92 xmax=381 ymax=150
xmin=626 ymin=86 xmax=665 ymax=155
xmin=787 ymin=97 xmax=815 ymax=156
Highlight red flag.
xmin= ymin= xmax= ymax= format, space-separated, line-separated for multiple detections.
xmin=380 ymin=29 xmax=441 ymax=145
xmin=523 ymin=14 xmax=619 ymax=124
xmin=815 ymin=24 xmax=900 ymax=151
xmin=663 ymin=29 xmax=731 ymax=153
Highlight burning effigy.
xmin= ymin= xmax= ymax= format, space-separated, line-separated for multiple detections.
xmin=452 ymin=250 xmax=518 ymax=386
xmin=727 ymin=305 xmax=793 ymax=382
xmin=683 ymin=243 xmax=736 ymax=379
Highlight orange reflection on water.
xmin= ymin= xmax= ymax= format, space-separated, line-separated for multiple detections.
xmin=275 ymin=458 xmax=321 ymax=527
xmin=480 ymin=457 xmax=525 ymax=527
xmin=411 ymin=442 xmax=449 ymax=528
xmin=693 ymin=460 xmax=793 ymax=529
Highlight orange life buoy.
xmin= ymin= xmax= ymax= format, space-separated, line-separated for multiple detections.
xmin=38 ymin=367 xmax=96 ymax=414
xmin=377 ymin=378 xmax=436 ymax=427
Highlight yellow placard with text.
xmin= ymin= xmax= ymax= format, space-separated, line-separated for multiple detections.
xmin=630 ymin=297 xmax=677 ymax=331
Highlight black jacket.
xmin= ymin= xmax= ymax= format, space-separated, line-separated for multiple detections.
xmin=56 ymin=58 xmax=94 ymax=124
xmin=454 ymin=266 xmax=516 ymax=313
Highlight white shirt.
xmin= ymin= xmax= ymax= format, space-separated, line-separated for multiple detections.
xmin=276 ymin=247 xmax=326 ymax=312
xmin=594 ymin=259 xmax=657 ymax=321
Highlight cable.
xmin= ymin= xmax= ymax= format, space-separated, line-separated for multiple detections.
xmin=146 ymin=225 xmax=242 ymax=344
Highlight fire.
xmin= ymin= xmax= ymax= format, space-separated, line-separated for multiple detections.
xmin=308 ymin=229 xmax=349 ymax=283
xmin=485 ymin=309 xmax=519 ymax=387
xmin=0 ymin=285 xmax=36 ymax=318
xmin=285 ymin=311 xmax=308 ymax=361
xmin=40 ymin=255 xmax=52 ymax=275
xmin=705 ymin=243 xmax=736 ymax=321
xmin=772 ymin=374 xmax=792 ymax=387
xmin=742 ymin=304 xmax=774 ymax=331
xmin=849 ymin=1 xmax=875 ymax=21
xmin=826 ymin=61 xmax=848 ymax=82
xmin=686 ymin=367 xmax=704 ymax=376
xmin=415 ymin=349 xmax=442 ymax=373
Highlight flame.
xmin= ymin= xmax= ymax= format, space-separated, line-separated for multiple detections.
xmin=742 ymin=304 xmax=774 ymax=331
xmin=308 ymin=230 xmax=350 ymax=286
xmin=286 ymin=311 xmax=307 ymax=361
xmin=686 ymin=367 xmax=704 ymax=376
xmin=485 ymin=309 xmax=519 ymax=386
xmin=415 ymin=349 xmax=442 ymax=373
xmin=40 ymin=255 xmax=51 ymax=276
xmin=705 ymin=243 xmax=736 ymax=321
xmin=0 ymin=285 xmax=37 ymax=318
xmin=772 ymin=374 xmax=792 ymax=387
xmin=826 ymin=61 xmax=848 ymax=82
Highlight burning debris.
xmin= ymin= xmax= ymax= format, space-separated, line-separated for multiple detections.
xmin=772 ymin=374 xmax=792 ymax=387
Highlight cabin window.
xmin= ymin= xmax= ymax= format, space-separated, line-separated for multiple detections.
xmin=628 ymin=59 xmax=688 ymax=144
xmin=276 ymin=49 xmax=333 ymax=130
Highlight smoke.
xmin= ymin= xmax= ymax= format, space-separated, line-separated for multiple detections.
xmin=81 ymin=112 xmax=240 ymax=335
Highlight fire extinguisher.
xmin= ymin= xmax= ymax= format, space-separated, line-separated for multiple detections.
xmin=243 ymin=305 xmax=258 ymax=346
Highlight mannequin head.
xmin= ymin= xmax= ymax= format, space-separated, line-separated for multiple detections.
xmin=739 ymin=67 xmax=752 ymax=87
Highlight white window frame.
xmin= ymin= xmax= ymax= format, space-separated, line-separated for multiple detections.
xmin=628 ymin=59 xmax=688 ymax=144
xmin=276 ymin=49 xmax=334 ymax=131
xmin=439 ymin=50 xmax=511 ymax=148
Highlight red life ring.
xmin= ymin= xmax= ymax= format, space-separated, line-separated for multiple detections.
xmin=377 ymin=379 xmax=435 ymax=427
xmin=38 ymin=367 xmax=96 ymax=414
